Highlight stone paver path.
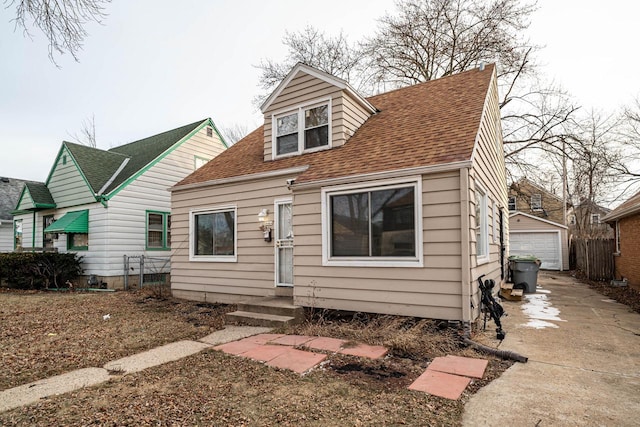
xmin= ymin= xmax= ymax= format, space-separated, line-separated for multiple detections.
xmin=408 ymin=355 xmax=488 ymax=400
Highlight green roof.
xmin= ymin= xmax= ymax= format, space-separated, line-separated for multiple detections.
xmin=44 ymin=210 xmax=88 ymax=233
xmin=14 ymin=182 xmax=57 ymax=212
xmin=103 ymin=119 xmax=207 ymax=194
xmin=63 ymin=142 xmax=129 ymax=194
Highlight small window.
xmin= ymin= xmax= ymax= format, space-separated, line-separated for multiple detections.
xmin=569 ymin=215 xmax=576 ymax=225
xmin=146 ymin=211 xmax=170 ymax=250
xmin=62 ymin=155 xmax=67 ymax=165
xmin=508 ymin=196 xmax=517 ymax=211
xmin=615 ymin=221 xmax=621 ymax=253
xmin=194 ymin=156 xmax=209 ymax=170
xmin=14 ymin=219 xmax=23 ymax=250
xmin=273 ymin=100 xmax=330 ymax=158
xmin=68 ymin=233 xmax=88 ymax=251
xmin=531 ymin=194 xmax=542 ymax=211
xmin=475 ymin=187 xmax=489 ymax=261
xmin=206 ymin=126 xmax=213 ymax=137
xmin=190 ymin=206 xmax=237 ymax=262
xmin=591 ymin=214 xmax=600 ymax=224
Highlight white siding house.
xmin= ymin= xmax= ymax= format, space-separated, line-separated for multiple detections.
xmin=12 ymin=119 xmax=227 ymax=288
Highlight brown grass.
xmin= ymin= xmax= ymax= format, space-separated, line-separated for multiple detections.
xmin=0 ymin=290 xmax=512 ymax=426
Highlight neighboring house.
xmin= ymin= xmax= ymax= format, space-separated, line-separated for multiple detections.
xmin=602 ymin=190 xmax=640 ymax=287
xmin=567 ymin=199 xmax=613 ymax=239
xmin=508 ymin=178 xmax=567 ymax=225
xmin=0 ymin=177 xmax=40 ymax=252
xmin=509 ymin=212 xmax=569 ymax=270
xmin=12 ymin=119 xmax=227 ymax=288
xmin=170 ymin=63 xmax=507 ymax=322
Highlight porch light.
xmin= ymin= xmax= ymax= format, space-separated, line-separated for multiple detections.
xmin=258 ymin=209 xmax=273 ymax=242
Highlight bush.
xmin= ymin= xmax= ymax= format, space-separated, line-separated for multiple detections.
xmin=0 ymin=252 xmax=83 ymax=289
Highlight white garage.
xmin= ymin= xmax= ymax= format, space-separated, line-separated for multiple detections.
xmin=509 ymin=212 xmax=569 ymax=271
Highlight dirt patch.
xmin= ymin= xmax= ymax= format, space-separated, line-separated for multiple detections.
xmin=573 ymin=272 xmax=640 ymax=313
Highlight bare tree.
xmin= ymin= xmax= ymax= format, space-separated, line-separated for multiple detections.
xmin=69 ymin=114 xmax=97 ymax=147
xmin=6 ymin=0 xmax=110 ymax=64
xmin=220 ymin=123 xmax=251 ymax=146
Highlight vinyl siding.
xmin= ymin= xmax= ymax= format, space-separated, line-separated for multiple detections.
xmin=263 ymin=71 xmax=372 ymax=160
xmin=468 ymin=71 xmax=508 ymax=318
xmin=0 ymin=223 xmax=12 ymax=252
xmin=15 ymin=191 xmax=34 ymax=211
xmin=102 ymin=126 xmax=226 ymax=278
xmin=171 ymin=175 xmax=297 ymax=301
xmin=293 ymin=171 xmax=464 ymax=319
xmin=47 ymin=146 xmax=96 ymax=208
xmin=12 ymin=212 xmax=33 ymax=249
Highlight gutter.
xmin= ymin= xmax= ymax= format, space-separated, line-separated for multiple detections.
xmin=171 ymin=166 xmax=310 ymax=192
xmin=460 ymin=166 xmax=472 ymax=323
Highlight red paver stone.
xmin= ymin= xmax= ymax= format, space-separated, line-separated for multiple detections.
xmin=266 ymin=348 xmax=328 ymax=374
xmin=408 ymin=370 xmax=471 ymax=400
xmin=213 ymin=340 xmax=262 ymax=355
xmin=339 ymin=343 xmax=388 ymax=359
xmin=269 ymin=335 xmax=314 ymax=347
xmin=304 ymin=337 xmax=347 ymax=352
xmin=240 ymin=344 xmax=292 ymax=362
xmin=427 ymin=355 xmax=488 ymax=379
xmin=243 ymin=334 xmax=286 ymax=344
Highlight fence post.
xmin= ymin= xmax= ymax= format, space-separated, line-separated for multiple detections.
xmin=139 ymin=255 xmax=144 ymax=288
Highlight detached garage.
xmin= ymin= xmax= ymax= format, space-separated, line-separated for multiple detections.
xmin=509 ymin=212 xmax=569 ymax=270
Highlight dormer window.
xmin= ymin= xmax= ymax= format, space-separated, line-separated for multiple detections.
xmin=273 ymin=100 xmax=331 ymax=158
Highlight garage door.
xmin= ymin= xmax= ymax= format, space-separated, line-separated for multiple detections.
xmin=510 ymin=231 xmax=561 ymax=270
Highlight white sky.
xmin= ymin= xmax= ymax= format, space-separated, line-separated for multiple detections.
xmin=0 ymin=0 xmax=638 ymax=182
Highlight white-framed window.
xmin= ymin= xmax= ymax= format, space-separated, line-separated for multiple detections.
xmin=206 ymin=126 xmax=213 ymax=137
xmin=531 ymin=194 xmax=542 ymax=211
xmin=189 ymin=206 xmax=237 ymax=262
xmin=508 ymin=196 xmax=517 ymax=211
xmin=591 ymin=214 xmax=600 ymax=224
xmin=146 ymin=211 xmax=170 ymax=250
xmin=273 ymin=99 xmax=331 ymax=158
xmin=475 ymin=186 xmax=489 ymax=263
xmin=615 ymin=221 xmax=621 ymax=253
xmin=569 ymin=215 xmax=576 ymax=225
xmin=321 ymin=177 xmax=423 ymax=267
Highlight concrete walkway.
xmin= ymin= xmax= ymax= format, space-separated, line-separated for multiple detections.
xmin=0 ymin=325 xmax=272 ymax=413
xmin=463 ymin=272 xmax=640 ymax=426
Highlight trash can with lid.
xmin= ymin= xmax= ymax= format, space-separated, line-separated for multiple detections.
xmin=508 ymin=255 xmax=541 ymax=293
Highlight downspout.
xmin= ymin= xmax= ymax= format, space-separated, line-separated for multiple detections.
xmin=460 ymin=167 xmax=472 ymax=323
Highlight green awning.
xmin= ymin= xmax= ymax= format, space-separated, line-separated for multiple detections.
xmin=44 ymin=210 xmax=89 ymax=233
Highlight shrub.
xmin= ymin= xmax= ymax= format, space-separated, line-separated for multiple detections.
xmin=0 ymin=252 xmax=83 ymax=289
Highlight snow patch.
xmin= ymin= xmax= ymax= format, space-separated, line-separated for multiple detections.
xmin=521 ymin=293 xmax=564 ymax=329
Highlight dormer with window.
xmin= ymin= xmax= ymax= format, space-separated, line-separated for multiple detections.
xmin=261 ymin=63 xmax=377 ymax=161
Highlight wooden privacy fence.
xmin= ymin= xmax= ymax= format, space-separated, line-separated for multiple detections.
xmin=570 ymin=238 xmax=615 ymax=281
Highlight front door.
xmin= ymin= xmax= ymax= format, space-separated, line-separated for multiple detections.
xmin=275 ymin=201 xmax=293 ymax=287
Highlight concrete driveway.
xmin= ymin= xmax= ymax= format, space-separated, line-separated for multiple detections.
xmin=464 ymin=271 xmax=640 ymax=426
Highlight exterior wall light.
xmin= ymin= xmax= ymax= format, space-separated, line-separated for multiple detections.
xmin=258 ymin=208 xmax=273 ymax=242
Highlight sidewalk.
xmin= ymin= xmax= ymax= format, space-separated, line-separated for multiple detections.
xmin=0 ymin=325 xmax=272 ymax=413
xmin=463 ymin=271 xmax=640 ymax=426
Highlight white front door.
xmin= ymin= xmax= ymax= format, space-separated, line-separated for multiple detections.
xmin=275 ymin=201 xmax=293 ymax=286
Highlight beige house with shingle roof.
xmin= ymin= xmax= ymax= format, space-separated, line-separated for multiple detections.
xmin=170 ymin=63 xmax=507 ymax=322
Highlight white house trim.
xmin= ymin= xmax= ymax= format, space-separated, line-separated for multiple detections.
xmin=509 ymin=211 xmax=568 ymax=229
xmin=171 ymin=166 xmax=310 ymax=192
xmin=188 ymin=205 xmax=238 ymax=263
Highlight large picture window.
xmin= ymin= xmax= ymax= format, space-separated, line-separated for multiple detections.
xmin=68 ymin=233 xmax=88 ymax=251
xmin=274 ymin=100 xmax=330 ymax=158
xmin=190 ymin=206 xmax=237 ymax=262
xmin=323 ymin=179 xmax=422 ymax=267
xmin=146 ymin=211 xmax=170 ymax=250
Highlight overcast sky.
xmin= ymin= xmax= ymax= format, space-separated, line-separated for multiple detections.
xmin=1 ymin=0 xmax=638 ymax=182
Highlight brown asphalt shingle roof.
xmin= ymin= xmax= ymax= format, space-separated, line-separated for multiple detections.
xmin=176 ymin=65 xmax=494 ymax=188
xmin=603 ymin=189 xmax=640 ymax=221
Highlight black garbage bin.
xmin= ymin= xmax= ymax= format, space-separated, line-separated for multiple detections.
xmin=509 ymin=255 xmax=541 ymax=293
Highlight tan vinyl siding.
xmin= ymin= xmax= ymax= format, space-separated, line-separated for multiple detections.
xmin=47 ymin=146 xmax=96 ymax=208
xmin=293 ymin=171 xmax=464 ymax=319
xmin=171 ymin=175 xmax=297 ymax=300
xmin=468 ymin=71 xmax=507 ymax=317
xmin=263 ymin=71 xmax=372 ymax=160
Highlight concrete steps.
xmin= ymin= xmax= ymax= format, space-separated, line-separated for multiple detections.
xmin=225 ymin=296 xmax=304 ymax=327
